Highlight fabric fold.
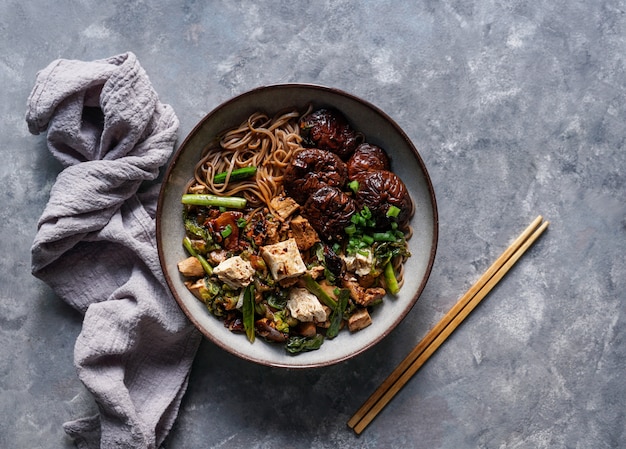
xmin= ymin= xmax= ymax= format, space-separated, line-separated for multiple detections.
xmin=26 ymin=52 xmax=201 ymax=449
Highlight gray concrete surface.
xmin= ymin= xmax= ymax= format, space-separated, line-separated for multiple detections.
xmin=1 ymin=1 xmax=624 ymax=448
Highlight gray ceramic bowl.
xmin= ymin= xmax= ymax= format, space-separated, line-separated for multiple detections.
xmin=157 ymin=84 xmax=438 ymax=368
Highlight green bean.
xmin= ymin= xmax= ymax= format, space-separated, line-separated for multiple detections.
xmin=303 ymin=274 xmax=337 ymax=309
xmin=242 ymin=284 xmax=256 ymax=343
xmin=213 ymin=166 xmax=257 ymax=184
xmin=182 ymin=237 xmax=213 ymax=275
xmin=384 ymin=262 xmax=400 ymax=295
xmin=326 ymin=289 xmax=349 ymax=339
xmin=181 ymin=194 xmax=247 ymax=209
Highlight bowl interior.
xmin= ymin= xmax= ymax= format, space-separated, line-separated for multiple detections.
xmin=157 ymin=84 xmax=438 ymax=368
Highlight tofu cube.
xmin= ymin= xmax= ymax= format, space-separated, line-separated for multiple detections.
xmin=269 ymin=195 xmax=300 ymax=220
xmin=177 ymin=256 xmax=205 ymax=277
xmin=260 ymin=238 xmax=307 ymax=281
xmin=213 ymin=256 xmax=255 ymax=289
xmin=342 ymin=249 xmax=374 ymax=276
xmin=290 ymin=215 xmax=320 ymax=250
xmin=287 ymin=288 xmax=328 ymax=323
xmin=348 ymin=308 xmax=372 ymax=332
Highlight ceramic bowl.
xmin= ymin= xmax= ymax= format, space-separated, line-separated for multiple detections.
xmin=156 ymin=84 xmax=438 ymax=368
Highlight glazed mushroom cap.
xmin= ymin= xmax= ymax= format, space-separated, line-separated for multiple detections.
xmin=299 ymin=108 xmax=362 ymax=160
xmin=354 ymin=170 xmax=413 ymax=229
xmin=283 ymin=148 xmax=348 ymax=205
xmin=347 ymin=143 xmax=391 ymax=179
xmin=302 ymin=185 xmax=357 ymax=242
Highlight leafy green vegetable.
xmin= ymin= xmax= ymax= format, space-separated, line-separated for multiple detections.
xmin=254 ymin=301 xmax=268 ymax=317
xmin=272 ymin=310 xmax=293 ymax=333
xmin=286 ymin=334 xmax=324 ymax=354
xmin=195 ymin=278 xmax=221 ymax=302
xmin=183 ymin=216 xmax=212 ymax=244
xmin=266 ymin=292 xmax=287 ymax=310
xmin=374 ymin=240 xmax=411 ymax=268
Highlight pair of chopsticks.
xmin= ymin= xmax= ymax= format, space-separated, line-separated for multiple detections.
xmin=347 ymin=215 xmax=549 ymax=435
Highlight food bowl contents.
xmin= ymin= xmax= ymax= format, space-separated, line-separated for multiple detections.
xmin=177 ymin=107 xmax=415 ymax=354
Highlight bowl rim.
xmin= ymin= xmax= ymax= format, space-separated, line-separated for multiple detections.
xmin=156 ymin=83 xmax=439 ymax=368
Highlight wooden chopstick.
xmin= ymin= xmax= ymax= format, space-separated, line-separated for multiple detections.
xmin=348 ymin=215 xmax=549 ymax=435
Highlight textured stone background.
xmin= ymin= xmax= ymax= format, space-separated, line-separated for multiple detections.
xmin=1 ymin=1 xmax=624 ymax=448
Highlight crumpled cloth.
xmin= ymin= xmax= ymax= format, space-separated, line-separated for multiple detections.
xmin=26 ymin=52 xmax=201 ymax=449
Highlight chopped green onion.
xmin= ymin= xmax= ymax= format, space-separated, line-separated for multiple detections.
xmin=394 ymin=229 xmax=405 ymax=239
xmin=386 ymin=205 xmax=401 ymax=218
xmin=384 ymin=262 xmax=400 ymax=295
xmin=348 ymin=179 xmax=359 ymax=193
xmin=220 ymin=224 xmax=233 ymax=238
xmin=361 ymin=234 xmax=374 ymax=245
xmin=344 ymin=224 xmax=357 ymax=235
xmin=213 ymin=166 xmax=257 ymax=184
xmin=181 ymin=194 xmax=247 ymax=209
xmin=372 ymin=231 xmax=398 ymax=242
xmin=236 ymin=217 xmax=247 ymax=228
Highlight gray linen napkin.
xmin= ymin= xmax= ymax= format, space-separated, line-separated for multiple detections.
xmin=26 ymin=52 xmax=201 ymax=449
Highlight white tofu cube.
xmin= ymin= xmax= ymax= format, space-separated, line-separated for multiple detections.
xmin=260 ymin=238 xmax=307 ymax=281
xmin=287 ymin=288 xmax=328 ymax=323
xmin=342 ymin=249 xmax=374 ymax=276
xmin=213 ymin=256 xmax=255 ymax=289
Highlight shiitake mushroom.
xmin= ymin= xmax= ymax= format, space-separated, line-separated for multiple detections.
xmin=299 ymin=108 xmax=362 ymax=160
xmin=353 ymin=170 xmax=413 ymax=229
xmin=346 ymin=143 xmax=391 ymax=179
xmin=283 ymin=148 xmax=347 ymax=205
xmin=302 ymin=185 xmax=357 ymax=242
